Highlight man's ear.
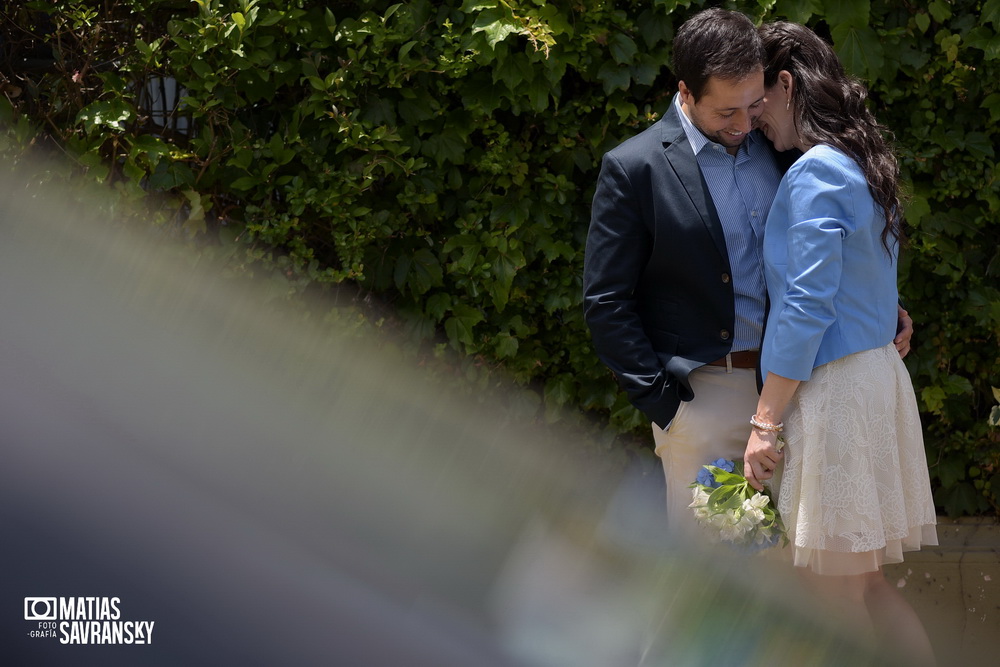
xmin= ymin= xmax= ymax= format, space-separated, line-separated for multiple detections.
xmin=678 ymin=80 xmax=693 ymax=105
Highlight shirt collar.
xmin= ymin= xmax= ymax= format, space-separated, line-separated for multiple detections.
xmin=673 ymin=93 xmax=760 ymax=156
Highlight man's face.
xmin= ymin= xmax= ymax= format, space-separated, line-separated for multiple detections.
xmin=679 ymin=72 xmax=765 ymax=154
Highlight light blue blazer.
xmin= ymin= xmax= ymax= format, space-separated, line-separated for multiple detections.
xmin=761 ymin=144 xmax=899 ymax=382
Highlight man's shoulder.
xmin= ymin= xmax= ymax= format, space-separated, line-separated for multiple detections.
xmin=604 ymin=108 xmax=684 ymax=161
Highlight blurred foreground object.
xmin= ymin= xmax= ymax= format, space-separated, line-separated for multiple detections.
xmin=0 ymin=161 xmax=889 ymax=665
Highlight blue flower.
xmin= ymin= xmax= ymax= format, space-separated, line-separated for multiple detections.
xmin=695 ymin=467 xmax=717 ymax=488
xmin=712 ymin=458 xmax=735 ymax=473
xmin=695 ymin=458 xmax=735 ymax=488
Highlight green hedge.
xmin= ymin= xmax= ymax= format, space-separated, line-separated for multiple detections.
xmin=2 ymin=0 xmax=998 ymax=515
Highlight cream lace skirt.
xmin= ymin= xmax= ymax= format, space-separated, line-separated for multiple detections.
xmin=776 ymin=343 xmax=938 ymax=575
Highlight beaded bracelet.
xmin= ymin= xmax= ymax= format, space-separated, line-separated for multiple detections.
xmin=750 ymin=414 xmax=784 ymax=432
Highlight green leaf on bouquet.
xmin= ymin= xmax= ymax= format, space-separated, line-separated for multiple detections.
xmin=707 ymin=484 xmax=745 ymax=511
xmin=707 ymin=467 xmax=746 ymax=486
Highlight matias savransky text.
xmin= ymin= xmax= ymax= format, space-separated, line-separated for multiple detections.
xmin=24 ymin=596 xmax=155 ymax=645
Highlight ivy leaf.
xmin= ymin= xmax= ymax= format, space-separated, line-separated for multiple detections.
xmin=489 ymin=249 xmax=522 ymax=311
xmin=494 ymin=332 xmax=519 ymax=358
xmin=606 ymin=94 xmax=638 ymax=121
xmin=927 ymin=0 xmax=952 ymax=23
xmin=609 ymin=33 xmax=637 ymax=65
xmin=979 ymin=93 xmax=1000 ymax=122
xmin=443 ymin=234 xmax=481 ymax=273
xmin=147 ymin=161 xmax=193 ymax=190
xmin=898 ymin=44 xmax=931 ymax=72
xmin=905 ymin=193 xmax=931 ymax=225
xmin=630 ymin=56 xmax=659 ymax=87
xmin=544 ymin=373 xmax=575 ymax=408
xmin=460 ymin=1 xmax=499 ymax=14
xmin=610 ymin=401 xmax=646 ymax=431
xmin=824 ymin=0 xmax=870 ymax=28
xmin=425 ymin=293 xmax=452 ymax=321
xmin=493 ymin=53 xmax=535 ymax=90
xmin=537 ymin=237 xmax=575 ymax=261
xmin=964 ymin=132 xmax=995 ymax=161
xmin=398 ymin=91 xmax=436 ymax=124
xmin=472 ymin=8 xmax=519 ymax=49
xmin=965 ymin=27 xmax=1000 ymax=60
xmin=986 ymin=0 xmax=1000 ymax=27
xmin=770 ymin=0 xmax=822 ymax=23
xmin=422 ymin=129 xmax=466 ymax=166
xmin=939 ymin=32 xmax=961 ymax=62
xmin=182 ymin=188 xmax=207 ymax=235
xmin=76 ymin=100 xmax=133 ymax=133
xmin=526 ymin=77 xmax=550 ymax=112
xmin=461 ymin=74 xmax=503 ymax=113
xmin=921 ymin=385 xmax=947 ymax=413
xmin=637 ymin=8 xmax=673 ymax=47
xmin=129 ymin=134 xmax=171 ymax=161
xmin=938 ymin=482 xmax=982 ymax=517
xmin=914 ymin=12 xmax=930 ymax=34
xmin=445 ymin=303 xmax=484 ymax=348
xmin=395 ymin=248 xmax=442 ymax=294
xmin=831 ymin=24 xmax=883 ymax=79
xmin=76 ymin=150 xmax=110 ymax=181
xmin=597 ymin=61 xmax=631 ymax=94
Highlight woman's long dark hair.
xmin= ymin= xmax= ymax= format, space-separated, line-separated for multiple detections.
xmin=760 ymin=22 xmax=903 ymax=253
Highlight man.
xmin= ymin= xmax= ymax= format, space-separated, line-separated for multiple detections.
xmin=582 ymin=9 xmax=912 ymax=533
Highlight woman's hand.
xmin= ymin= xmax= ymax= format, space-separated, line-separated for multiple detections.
xmin=894 ymin=305 xmax=913 ymax=358
xmin=744 ymin=429 xmax=784 ymax=492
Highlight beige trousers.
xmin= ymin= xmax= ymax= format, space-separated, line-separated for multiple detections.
xmin=652 ymin=366 xmax=759 ymax=535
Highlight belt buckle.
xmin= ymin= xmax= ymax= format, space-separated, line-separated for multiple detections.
xmin=725 ymin=353 xmax=733 ymax=373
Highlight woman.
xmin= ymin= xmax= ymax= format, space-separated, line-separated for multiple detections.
xmin=743 ymin=22 xmax=938 ymax=666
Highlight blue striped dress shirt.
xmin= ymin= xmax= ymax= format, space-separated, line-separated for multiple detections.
xmin=674 ymin=94 xmax=783 ymax=353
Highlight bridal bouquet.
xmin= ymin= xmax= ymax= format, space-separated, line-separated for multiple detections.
xmin=689 ymin=458 xmax=786 ymax=551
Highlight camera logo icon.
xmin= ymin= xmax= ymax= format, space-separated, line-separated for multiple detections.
xmin=24 ymin=597 xmax=57 ymax=621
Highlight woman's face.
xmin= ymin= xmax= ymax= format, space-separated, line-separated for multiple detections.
xmin=757 ymin=73 xmax=799 ymax=152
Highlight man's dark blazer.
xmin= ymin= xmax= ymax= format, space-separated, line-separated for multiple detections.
xmin=583 ymin=102 xmax=790 ymax=430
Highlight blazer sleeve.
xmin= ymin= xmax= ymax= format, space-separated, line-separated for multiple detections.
xmin=583 ymin=151 xmax=680 ymax=428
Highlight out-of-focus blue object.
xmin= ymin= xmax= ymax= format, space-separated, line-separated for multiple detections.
xmin=0 ymin=162 xmax=887 ymax=666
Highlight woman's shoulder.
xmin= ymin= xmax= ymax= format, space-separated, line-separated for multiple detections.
xmin=787 ymin=144 xmax=865 ymax=186
xmin=794 ymin=144 xmax=862 ymax=173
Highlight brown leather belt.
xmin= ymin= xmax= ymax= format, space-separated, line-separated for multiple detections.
xmin=706 ymin=350 xmax=760 ymax=369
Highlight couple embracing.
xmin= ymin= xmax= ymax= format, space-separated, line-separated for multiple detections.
xmin=583 ymin=9 xmax=938 ymax=666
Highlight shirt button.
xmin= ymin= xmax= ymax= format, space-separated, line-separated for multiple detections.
xmin=721 ymin=273 xmax=731 ymax=284
xmin=751 ymin=210 xmax=758 ymax=217
xmin=720 ymin=329 xmax=731 ymax=341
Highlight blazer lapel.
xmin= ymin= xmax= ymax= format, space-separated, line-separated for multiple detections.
xmin=659 ymin=107 xmax=729 ymax=260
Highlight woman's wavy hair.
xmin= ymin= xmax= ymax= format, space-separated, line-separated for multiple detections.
xmin=760 ymin=21 xmax=903 ymax=254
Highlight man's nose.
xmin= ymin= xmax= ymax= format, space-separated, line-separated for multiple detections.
xmin=735 ymin=111 xmax=753 ymax=134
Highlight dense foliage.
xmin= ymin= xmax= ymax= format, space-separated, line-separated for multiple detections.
xmin=1 ymin=0 xmax=997 ymax=515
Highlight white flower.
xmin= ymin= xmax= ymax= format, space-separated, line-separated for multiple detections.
xmin=720 ymin=520 xmax=744 ymax=542
xmin=689 ymin=486 xmax=710 ymax=508
xmin=689 ymin=459 xmax=786 ymax=549
xmin=740 ymin=496 xmax=767 ymax=526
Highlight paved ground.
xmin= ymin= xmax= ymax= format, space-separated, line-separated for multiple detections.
xmin=884 ymin=517 xmax=1000 ymax=663
xmin=604 ymin=460 xmax=1000 ymax=663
